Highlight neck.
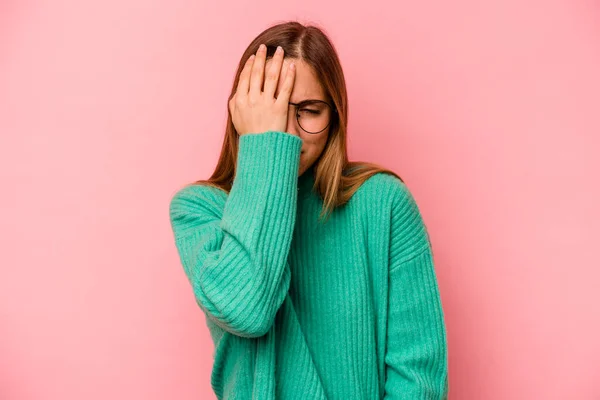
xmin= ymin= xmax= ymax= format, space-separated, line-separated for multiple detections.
xmin=298 ymin=165 xmax=316 ymax=196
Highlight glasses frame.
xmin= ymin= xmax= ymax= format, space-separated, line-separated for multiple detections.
xmin=288 ymin=100 xmax=338 ymax=134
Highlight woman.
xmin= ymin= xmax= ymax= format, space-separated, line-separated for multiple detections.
xmin=169 ymin=21 xmax=449 ymax=399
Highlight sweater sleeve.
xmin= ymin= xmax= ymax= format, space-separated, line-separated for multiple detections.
xmin=383 ymin=180 xmax=449 ymax=399
xmin=169 ymin=130 xmax=303 ymax=338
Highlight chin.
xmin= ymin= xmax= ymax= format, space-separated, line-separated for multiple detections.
xmin=298 ymin=163 xmax=307 ymax=176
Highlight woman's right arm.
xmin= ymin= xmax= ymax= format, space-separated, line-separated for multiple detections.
xmin=169 ymin=130 xmax=302 ymax=338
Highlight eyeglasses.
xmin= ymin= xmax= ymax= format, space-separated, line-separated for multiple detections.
xmin=288 ymin=100 xmax=337 ymax=134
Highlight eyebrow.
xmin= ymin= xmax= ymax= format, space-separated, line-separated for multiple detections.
xmin=289 ymin=98 xmax=327 ymax=104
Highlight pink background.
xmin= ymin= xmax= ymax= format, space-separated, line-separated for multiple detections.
xmin=1 ymin=0 xmax=599 ymax=399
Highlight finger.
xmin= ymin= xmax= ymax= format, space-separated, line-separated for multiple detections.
xmin=275 ymin=61 xmax=296 ymax=106
xmin=249 ymin=44 xmax=267 ymax=95
xmin=263 ymin=46 xmax=284 ymax=98
xmin=236 ymin=54 xmax=255 ymax=97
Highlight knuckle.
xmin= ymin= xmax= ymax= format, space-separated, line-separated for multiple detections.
xmin=274 ymin=101 xmax=286 ymax=113
xmin=266 ymin=71 xmax=278 ymax=82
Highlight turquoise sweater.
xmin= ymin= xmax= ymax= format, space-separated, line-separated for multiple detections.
xmin=169 ymin=131 xmax=448 ymax=399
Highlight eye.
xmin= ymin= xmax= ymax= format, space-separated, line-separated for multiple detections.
xmin=299 ymin=109 xmax=320 ymax=115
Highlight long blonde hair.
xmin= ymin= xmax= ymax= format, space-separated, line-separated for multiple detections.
xmin=189 ymin=21 xmax=404 ymax=222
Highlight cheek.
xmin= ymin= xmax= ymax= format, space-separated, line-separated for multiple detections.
xmin=304 ymin=135 xmax=328 ymax=156
xmin=316 ymin=138 xmax=328 ymax=153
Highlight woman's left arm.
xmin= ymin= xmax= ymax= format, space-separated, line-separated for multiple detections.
xmin=383 ymin=180 xmax=449 ymax=399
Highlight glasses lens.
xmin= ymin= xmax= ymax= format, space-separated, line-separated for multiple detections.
xmin=297 ymin=101 xmax=332 ymax=134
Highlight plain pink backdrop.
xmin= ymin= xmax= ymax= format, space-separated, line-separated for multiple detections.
xmin=1 ymin=0 xmax=599 ymax=399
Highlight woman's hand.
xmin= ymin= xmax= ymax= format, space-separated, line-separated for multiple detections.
xmin=229 ymin=44 xmax=296 ymax=136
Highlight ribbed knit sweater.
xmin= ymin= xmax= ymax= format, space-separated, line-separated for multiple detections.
xmin=169 ymin=131 xmax=449 ymax=399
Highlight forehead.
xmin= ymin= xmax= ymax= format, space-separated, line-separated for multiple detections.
xmin=265 ymin=58 xmax=326 ymax=102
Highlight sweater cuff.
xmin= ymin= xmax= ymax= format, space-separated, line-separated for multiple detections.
xmin=234 ymin=131 xmax=303 ymax=192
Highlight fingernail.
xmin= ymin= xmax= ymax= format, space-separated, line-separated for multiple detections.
xmin=259 ymin=44 xmax=266 ymax=52
xmin=276 ymin=46 xmax=282 ymax=54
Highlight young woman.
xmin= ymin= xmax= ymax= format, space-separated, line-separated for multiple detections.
xmin=169 ymin=21 xmax=449 ymax=399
